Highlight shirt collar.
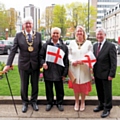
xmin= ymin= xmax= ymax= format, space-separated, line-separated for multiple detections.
xmin=98 ymin=39 xmax=106 ymax=45
xmin=51 ymin=39 xmax=60 ymax=45
xmin=25 ymin=30 xmax=32 ymax=35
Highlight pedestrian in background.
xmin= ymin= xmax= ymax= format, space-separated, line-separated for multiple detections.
xmin=3 ymin=16 xmax=42 ymax=113
xmin=93 ymin=27 xmax=117 ymax=118
xmin=40 ymin=27 xmax=69 ymax=112
xmin=68 ymin=25 xmax=93 ymax=111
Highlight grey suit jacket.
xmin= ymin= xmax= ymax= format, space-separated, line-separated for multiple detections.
xmin=93 ymin=40 xmax=117 ymax=79
xmin=7 ymin=31 xmax=42 ymax=70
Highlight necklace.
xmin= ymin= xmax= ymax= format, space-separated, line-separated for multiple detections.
xmin=22 ymin=30 xmax=36 ymax=52
xmin=76 ymin=40 xmax=84 ymax=49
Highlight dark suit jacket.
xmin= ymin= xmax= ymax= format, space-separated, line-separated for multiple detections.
xmin=93 ymin=40 xmax=117 ymax=79
xmin=7 ymin=31 xmax=42 ymax=70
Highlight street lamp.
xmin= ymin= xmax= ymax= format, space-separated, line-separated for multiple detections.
xmin=88 ymin=0 xmax=90 ymax=39
xmin=5 ymin=28 xmax=9 ymax=40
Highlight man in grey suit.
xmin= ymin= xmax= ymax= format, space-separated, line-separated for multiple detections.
xmin=93 ymin=28 xmax=117 ymax=118
xmin=3 ymin=16 xmax=42 ymax=113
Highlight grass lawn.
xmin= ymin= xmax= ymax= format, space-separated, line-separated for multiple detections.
xmin=0 ymin=66 xmax=120 ymax=96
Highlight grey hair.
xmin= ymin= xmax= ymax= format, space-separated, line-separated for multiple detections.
xmin=51 ymin=27 xmax=61 ymax=34
xmin=22 ymin=16 xmax=33 ymax=25
xmin=96 ymin=27 xmax=106 ymax=34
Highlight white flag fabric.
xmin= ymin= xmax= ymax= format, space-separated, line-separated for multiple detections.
xmin=45 ymin=45 xmax=65 ymax=67
xmin=81 ymin=51 xmax=96 ymax=68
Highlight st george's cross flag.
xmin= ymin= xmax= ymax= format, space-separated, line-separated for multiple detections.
xmin=45 ymin=45 xmax=65 ymax=67
xmin=81 ymin=51 xmax=96 ymax=68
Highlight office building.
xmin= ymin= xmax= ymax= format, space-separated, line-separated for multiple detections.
xmin=102 ymin=2 xmax=120 ymax=41
xmin=91 ymin=0 xmax=120 ymax=29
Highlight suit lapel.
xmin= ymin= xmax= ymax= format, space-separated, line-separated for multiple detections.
xmin=98 ymin=40 xmax=107 ymax=57
xmin=94 ymin=43 xmax=98 ymax=57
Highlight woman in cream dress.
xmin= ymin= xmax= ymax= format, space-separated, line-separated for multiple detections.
xmin=69 ymin=26 xmax=93 ymax=111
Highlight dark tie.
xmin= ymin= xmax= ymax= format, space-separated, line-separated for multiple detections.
xmin=96 ymin=42 xmax=101 ymax=56
xmin=28 ymin=34 xmax=32 ymax=42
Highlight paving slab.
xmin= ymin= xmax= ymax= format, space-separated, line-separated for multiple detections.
xmin=32 ymin=105 xmax=78 ymax=118
xmin=0 ymin=118 xmax=18 ymax=120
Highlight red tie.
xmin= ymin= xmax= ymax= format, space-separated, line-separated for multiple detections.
xmin=96 ymin=42 xmax=101 ymax=56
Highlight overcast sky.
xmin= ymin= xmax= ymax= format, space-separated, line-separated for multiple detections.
xmin=0 ymin=0 xmax=88 ymax=17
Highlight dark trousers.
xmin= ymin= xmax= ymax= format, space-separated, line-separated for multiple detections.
xmin=19 ymin=68 xmax=39 ymax=104
xmin=45 ymin=80 xmax=64 ymax=105
xmin=95 ymin=77 xmax=112 ymax=111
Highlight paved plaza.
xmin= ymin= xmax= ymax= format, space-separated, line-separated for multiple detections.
xmin=0 ymin=96 xmax=120 ymax=120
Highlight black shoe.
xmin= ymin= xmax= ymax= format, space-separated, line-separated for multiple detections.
xmin=46 ymin=104 xmax=53 ymax=111
xmin=22 ymin=103 xmax=28 ymax=113
xmin=93 ymin=106 xmax=103 ymax=112
xmin=101 ymin=110 xmax=110 ymax=118
xmin=31 ymin=102 xmax=39 ymax=111
xmin=57 ymin=104 xmax=64 ymax=111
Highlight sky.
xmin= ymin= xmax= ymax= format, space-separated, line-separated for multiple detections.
xmin=0 ymin=0 xmax=88 ymax=18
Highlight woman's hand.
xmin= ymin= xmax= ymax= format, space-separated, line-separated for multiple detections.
xmin=76 ymin=60 xmax=83 ymax=65
xmin=72 ymin=61 xmax=78 ymax=66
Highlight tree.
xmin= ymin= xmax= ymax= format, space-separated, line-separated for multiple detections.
xmin=45 ymin=6 xmax=54 ymax=35
xmin=8 ymin=8 xmax=17 ymax=37
xmin=52 ymin=5 xmax=67 ymax=37
xmin=66 ymin=2 xmax=97 ymax=33
xmin=0 ymin=3 xmax=9 ymax=38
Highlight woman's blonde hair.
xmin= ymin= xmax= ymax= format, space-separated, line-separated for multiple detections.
xmin=75 ymin=25 xmax=87 ymax=41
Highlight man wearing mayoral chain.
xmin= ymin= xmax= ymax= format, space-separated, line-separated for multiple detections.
xmin=3 ymin=16 xmax=42 ymax=113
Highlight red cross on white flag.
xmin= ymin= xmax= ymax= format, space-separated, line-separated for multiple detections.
xmin=45 ymin=45 xmax=65 ymax=67
xmin=81 ymin=51 xmax=96 ymax=68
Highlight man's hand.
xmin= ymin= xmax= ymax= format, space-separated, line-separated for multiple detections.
xmin=108 ymin=76 xmax=113 ymax=81
xmin=62 ymin=76 xmax=65 ymax=80
xmin=3 ymin=66 xmax=11 ymax=73
xmin=43 ymin=63 xmax=48 ymax=70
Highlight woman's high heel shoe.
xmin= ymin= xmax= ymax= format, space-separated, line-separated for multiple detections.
xmin=74 ymin=104 xmax=79 ymax=111
xmin=80 ymin=104 xmax=85 ymax=112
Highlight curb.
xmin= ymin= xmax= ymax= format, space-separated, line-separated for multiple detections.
xmin=0 ymin=96 xmax=120 ymax=105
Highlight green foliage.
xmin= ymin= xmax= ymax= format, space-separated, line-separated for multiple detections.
xmin=0 ymin=3 xmax=9 ymax=38
xmin=0 ymin=61 xmax=5 ymax=79
xmin=66 ymin=2 xmax=97 ymax=32
xmin=0 ymin=61 xmax=5 ymax=71
xmin=0 ymin=36 xmax=5 ymax=40
xmin=8 ymin=8 xmax=17 ymax=37
xmin=52 ymin=5 xmax=67 ymax=37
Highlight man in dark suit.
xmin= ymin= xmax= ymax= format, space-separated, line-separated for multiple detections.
xmin=93 ymin=28 xmax=117 ymax=118
xmin=3 ymin=16 xmax=42 ymax=113
xmin=40 ymin=27 xmax=69 ymax=112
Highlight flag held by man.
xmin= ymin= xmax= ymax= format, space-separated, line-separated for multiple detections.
xmin=45 ymin=45 xmax=65 ymax=67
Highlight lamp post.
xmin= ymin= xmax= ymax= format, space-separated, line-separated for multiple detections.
xmin=88 ymin=0 xmax=90 ymax=39
xmin=103 ymin=9 xmax=106 ymax=28
xmin=5 ymin=28 xmax=9 ymax=40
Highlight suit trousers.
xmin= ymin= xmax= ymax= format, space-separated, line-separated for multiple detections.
xmin=19 ymin=68 xmax=39 ymax=104
xmin=95 ymin=77 xmax=112 ymax=111
xmin=45 ymin=80 xmax=64 ymax=105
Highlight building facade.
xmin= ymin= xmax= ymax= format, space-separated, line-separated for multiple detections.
xmin=23 ymin=4 xmax=40 ymax=31
xmin=91 ymin=0 xmax=120 ymax=29
xmin=102 ymin=2 xmax=120 ymax=41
